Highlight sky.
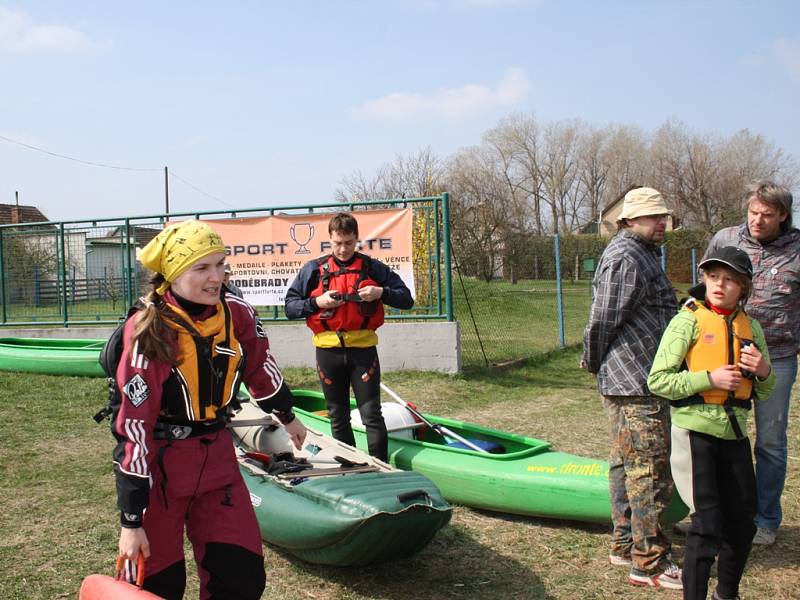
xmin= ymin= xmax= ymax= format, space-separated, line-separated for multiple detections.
xmin=1 ymin=0 xmax=799 ymax=223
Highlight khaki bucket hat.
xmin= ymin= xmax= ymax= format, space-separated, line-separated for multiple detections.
xmin=617 ymin=187 xmax=672 ymax=221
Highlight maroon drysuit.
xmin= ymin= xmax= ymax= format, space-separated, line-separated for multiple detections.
xmin=112 ymin=292 xmax=295 ymax=600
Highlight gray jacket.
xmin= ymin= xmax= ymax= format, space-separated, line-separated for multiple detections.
xmin=705 ymin=225 xmax=800 ymax=359
xmin=583 ymin=229 xmax=678 ymax=396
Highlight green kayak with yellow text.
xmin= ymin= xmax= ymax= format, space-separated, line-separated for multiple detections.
xmin=290 ymin=389 xmax=688 ymax=524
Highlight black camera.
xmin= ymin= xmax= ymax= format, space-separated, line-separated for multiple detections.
xmin=740 ymin=339 xmax=755 ymax=380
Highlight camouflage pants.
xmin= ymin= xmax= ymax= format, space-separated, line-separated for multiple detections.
xmin=603 ymin=395 xmax=673 ymax=573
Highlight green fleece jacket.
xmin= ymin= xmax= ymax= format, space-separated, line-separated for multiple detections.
xmin=647 ymin=300 xmax=776 ymax=440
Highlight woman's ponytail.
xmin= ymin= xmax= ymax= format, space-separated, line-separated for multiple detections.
xmin=131 ymin=274 xmax=179 ymax=365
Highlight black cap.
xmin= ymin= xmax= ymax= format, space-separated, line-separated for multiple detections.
xmin=698 ymin=246 xmax=753 ymax=279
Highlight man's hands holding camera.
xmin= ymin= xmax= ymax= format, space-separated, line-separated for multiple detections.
xmin=316 ymin=287 xmax=383 ymax=309
xmin=316 ymin=290 xmax=345 ymax=309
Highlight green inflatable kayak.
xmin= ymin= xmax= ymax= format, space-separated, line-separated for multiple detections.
xmin=0 ymin=337 xmax=105 ymax=377
xmin=230 ymin=403 xmax=452 ymax=566
xmin=288 ymin=389 xmax=688 ymax=524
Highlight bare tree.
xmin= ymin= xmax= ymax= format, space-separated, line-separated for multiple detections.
xmin=335 ymin=146 xmax=445 ymax=202
xmin=448 ymin=146 xmax=515 ymax=281
xmin=496 ymin=114 xmax=548 ymax=234
xmin=540 ymin=120 xmax=582 ymax=233
xmin=576 ymin=124 xmax=611 ymax=229
xmin=602 ymin=124 xmax=651 ymax=207
xmin=333 ymin=115 xmax=798 ymax=288
xmin=483 ymin=122 xmax=528 ymax=229
xmin=650 ymin=120 xmax=799 ymax=231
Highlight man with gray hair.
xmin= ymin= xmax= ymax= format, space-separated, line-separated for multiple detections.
xmin=702 ymin=181 xmax=799 ymax=546
xmin=583 ymin=187 xmax=681 ymax=589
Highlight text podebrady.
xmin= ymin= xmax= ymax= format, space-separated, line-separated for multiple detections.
xmin=231 ymin=278 xmax=290 ymax=288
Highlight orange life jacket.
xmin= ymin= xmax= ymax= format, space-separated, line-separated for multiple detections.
xmin=683 ymin=300 xmax=754 ymax=405
xmin=305 ymin=253 xmax=385 ymax=335
xmin=159 ymin=298 xmax=244 ymax=423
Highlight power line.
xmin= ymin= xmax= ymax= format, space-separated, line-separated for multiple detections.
xmin=169 ymin=170 xmax=236 ymax=209
xmin=0 ymin=133 xmax=160 ymax=172
xmin=1 ymin=133 xmax=235 ymax=210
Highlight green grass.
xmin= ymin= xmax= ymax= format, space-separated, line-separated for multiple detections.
xmin=2 ymin=351 xmax=797 ymax=599
xmin=454 ymin=278 xmax=592 ymax=367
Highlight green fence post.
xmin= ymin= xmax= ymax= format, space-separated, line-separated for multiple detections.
xmin=441 ymin=192 xmax=453 ymax=321
xmin=124 ymin=219 xmax=134 ymax=309
xmin=59 ymin=223 xmax=69 ymax=326
xmin=433 ymin=197 xmax=442 ymax=316
xmin=0 ymin=228 xmax=6 ymax=324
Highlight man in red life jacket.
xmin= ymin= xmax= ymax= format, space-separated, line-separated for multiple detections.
xmin=285 ymin=212 xmax=414 ymax=461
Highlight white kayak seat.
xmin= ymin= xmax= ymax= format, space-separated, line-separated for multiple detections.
xmin=351 ymin=402 xmax=421 ymax=439
xmin=229 ymin=402 xmax=293 ymax=455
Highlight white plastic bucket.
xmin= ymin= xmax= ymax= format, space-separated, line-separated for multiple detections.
xmin=351 ymin=402 xmax=418 ymax=439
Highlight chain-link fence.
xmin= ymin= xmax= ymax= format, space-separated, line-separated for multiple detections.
xmin=0 ymin=197 xmax=452 ymax=326
xmin=454 ymin=230 xmax=714 ymax=368
xmin=0 ymin=221 xmax=154 ymax=324
xmin=1 ymin=204 xmax=714 ymax=371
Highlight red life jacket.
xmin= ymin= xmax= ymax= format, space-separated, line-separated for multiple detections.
xmin=306 ymin=253 xmax=385 ymax=334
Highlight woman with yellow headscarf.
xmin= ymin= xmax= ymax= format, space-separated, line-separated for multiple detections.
xmin=110 ymin=220 xmax=306 ymax=599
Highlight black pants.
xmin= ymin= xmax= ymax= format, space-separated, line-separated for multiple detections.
xmin=671 ymin=427 xmax=756 ymax=600
xmin=315 ymin=346 xmax=387 ymax=461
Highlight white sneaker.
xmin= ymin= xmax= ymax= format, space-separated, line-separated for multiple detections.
xmin=752 ymin=527 xmax=776 ymax=546
xmin=629 ymin=561 xmax=683 ymax=590
xmin=609 ymin=553 xmax=632 ymax=566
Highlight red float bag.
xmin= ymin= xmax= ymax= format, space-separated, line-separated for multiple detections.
xmin=79 ymin=555 xmax=163 ymax=599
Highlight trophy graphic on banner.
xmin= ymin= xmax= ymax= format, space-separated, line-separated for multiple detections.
xmin=289 ymin=222 xmax=315 ymax=254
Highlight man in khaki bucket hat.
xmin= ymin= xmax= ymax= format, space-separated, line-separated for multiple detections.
xmin=583 ymin=186 xmax=681 ymax=589
xmin=616 ymin=187 xmax=672 ymax=233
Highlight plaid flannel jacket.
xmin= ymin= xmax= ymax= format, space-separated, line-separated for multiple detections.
xmin=583 ymin=229 xmax=678 ymax=396
xmin=704 ymin=225 xmax=800 ymax=360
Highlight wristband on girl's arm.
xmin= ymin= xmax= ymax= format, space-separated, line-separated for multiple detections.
xmin=121 ymin=511 xmax=143 ymax=528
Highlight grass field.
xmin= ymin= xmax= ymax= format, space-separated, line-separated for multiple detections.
xmin=454 ymin=278 xmax=592 ymax=367
xmin=1 ymin=346 xmax=798 ymax=599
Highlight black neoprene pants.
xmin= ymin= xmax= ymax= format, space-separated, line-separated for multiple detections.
xmin=677 ymin=430 xmax=756 ymax=600
xmin=315 ymin=345 xmax=387 ymax=461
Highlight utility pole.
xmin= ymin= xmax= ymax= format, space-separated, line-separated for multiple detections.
xmin=164 ymin=166 xmax=170 ymax=214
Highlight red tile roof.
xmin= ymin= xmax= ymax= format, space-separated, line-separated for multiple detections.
xmin=0 ymin=203 xmax=49 ymax=225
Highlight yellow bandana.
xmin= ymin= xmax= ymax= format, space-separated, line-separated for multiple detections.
xmin=137 ymin=220 xmax=226 ymax=294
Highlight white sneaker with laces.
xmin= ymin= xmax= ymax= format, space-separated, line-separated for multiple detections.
xmin=629 ymin=561 xmax=683 ymax=590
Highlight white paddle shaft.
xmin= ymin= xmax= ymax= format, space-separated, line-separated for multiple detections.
xmin=379 ymin=382 xmax=489 ymax=453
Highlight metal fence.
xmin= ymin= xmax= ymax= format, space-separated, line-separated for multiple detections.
xmin=454 ymin=237 xmax=704 ymax=368
xmin=0 ymin=196 xmax=453 ymax=326
xmin=1 ymin=199 xmax=708 ymax=370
